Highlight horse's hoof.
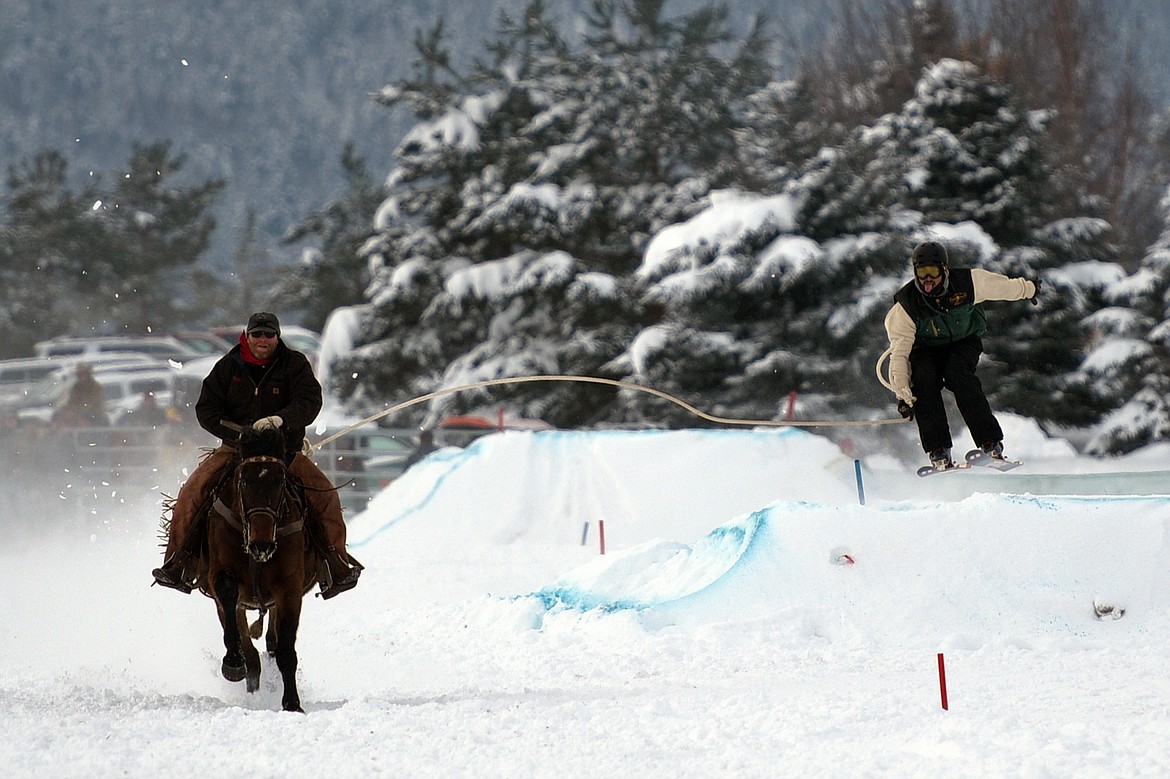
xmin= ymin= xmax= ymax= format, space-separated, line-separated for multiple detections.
xmin=221 ymin=659 xmax=246 ymax=683
xmin=283 ymin=700 xmax=304 ymax=713
xmin=246 ymin=673 xmax=260 ymax=694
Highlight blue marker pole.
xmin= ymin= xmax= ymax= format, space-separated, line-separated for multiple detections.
xmin=581 ymin=521 xmax=590 ymax=546
xmin=854 ymin=459 xmax=866 ymax=506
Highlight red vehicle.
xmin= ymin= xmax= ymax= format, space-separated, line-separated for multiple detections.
xmin=437 ymin=414 xmax=553 ymax=448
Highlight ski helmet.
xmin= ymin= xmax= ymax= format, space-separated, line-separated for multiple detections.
xmin=911 ymin=240 xmax=949 ymax=297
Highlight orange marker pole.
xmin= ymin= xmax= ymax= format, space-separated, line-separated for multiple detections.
xmin=937 ymin=653 xmax=949 ymax=710
xmin=598 ymin=519 xmax=606 ymax=555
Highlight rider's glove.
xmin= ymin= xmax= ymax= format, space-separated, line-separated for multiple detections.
xmin=1029 ymin=277 xmax=1042 ymax=306
xmin=897 ymin=400 xmax=914 ymax=421
xmin=253 ymin=415 xmax=283 ymax=431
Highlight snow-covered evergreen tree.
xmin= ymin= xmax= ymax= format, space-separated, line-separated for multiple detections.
xmin=626 ymin=58 xmax=1118 ymax=428
xmin=0 ymin=143 xmax=223 ymax=347
xmin=100 ymin=141 xmax=224 ymax=332
xmin=887 ymin=59 xmax=1116 ymax=426
xmin=0 ymin=150 xmax=101 ymax=354
xmin=339 ymin=3 xmax=1134 ymax=438
xmin=1084 ymin=187 xmax=1170 ymax=453
xmin=345 ymin=0 xmax=770 ymax=425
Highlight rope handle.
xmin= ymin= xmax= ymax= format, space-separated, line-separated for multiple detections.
xmin=875 ymin=347 xmax=895 ymax=393
xmin=310 ymin=374 xmax=908 ymax=451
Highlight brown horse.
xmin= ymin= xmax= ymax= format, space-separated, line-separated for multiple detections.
xmin=200 ymin=425 xmax=321 ymax=712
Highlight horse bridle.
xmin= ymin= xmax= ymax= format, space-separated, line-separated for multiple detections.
xmin=215 ymin=454 xmax=305 ymax=544
xmin=215 ymin=452 xmax=306 ymax=614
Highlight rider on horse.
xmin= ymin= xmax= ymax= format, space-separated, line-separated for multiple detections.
xmin=152 ymin=311 xmax=362 ymax=599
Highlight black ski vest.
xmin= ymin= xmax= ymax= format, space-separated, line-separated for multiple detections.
xmin=893 ymin=268 xmax=987 ymax=347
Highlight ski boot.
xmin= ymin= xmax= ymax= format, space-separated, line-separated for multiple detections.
xmin=928 ymin=447 xmax=955 ymax=470
xmin=980 ymin=440 xmax=1005 ymax=461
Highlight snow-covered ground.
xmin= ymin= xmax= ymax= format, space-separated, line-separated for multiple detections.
xmin=3 ymin=424 xmax=1170 ymax=777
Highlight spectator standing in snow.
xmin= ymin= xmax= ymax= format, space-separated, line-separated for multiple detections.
xmin=52 ymin=363 xmax=108 ymax=428
xmin=404 ymin=429 xmax=439 ymax=469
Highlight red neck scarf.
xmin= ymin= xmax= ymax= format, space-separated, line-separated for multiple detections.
xmin=238 ymin=332 xmax=272 ymax=366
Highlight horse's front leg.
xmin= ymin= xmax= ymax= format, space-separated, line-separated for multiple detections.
xmin=271 ymin=597 xmax=304 ymax=713
xmin=213 ymin=570 xmax=246 ymax=683
xmin=236 ymin=605 xmax=262 ymax=694
xmin=265 ymin=606 xmax=278 ymax=657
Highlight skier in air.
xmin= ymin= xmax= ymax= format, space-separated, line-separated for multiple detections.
xmin=884 ymin=240 xmax=1041 ymax=471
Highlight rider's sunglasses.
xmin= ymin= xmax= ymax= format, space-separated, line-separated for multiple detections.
xmin=914 ymin=263 xmax=943 ymax=281
xmin=248 ymin=329 xmax=278 ymax=339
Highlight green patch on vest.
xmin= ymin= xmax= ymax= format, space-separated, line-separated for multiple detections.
xmin=915 ymin=303 xmax=987 ymax=345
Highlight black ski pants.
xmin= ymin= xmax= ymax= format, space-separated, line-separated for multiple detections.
xmin=909 ymin=335 xmax=1002 ymax=454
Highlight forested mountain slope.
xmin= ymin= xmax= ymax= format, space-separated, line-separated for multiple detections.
xmin=0 ymin=0 xmax=827 ymax=270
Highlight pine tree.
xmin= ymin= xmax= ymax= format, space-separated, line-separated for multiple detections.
xmin=733 ymin=79 xmax=832 ymax=194
xmin=338 ymin=4 xmax=1130 ymax=437
xmin=0 ymin=143 xmax=224 ymax=344
xmin=892 ymin=62 xmax=1116 ymax=425
xmin=1084 ymin=187 xmax=1170 ymax=453
xmin=104 ymin=142 xmax=226 ymax=329
xmin=95 ymin=141 xmax=225 ymax=332
xmin=346 ymin=0 xmax=770 ymax=426
xmin=0 ymin=151 xmax=97 ymax=354
xmin=631 ymin=58 xmax=1117 ymax=429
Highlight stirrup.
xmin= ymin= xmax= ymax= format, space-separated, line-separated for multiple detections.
xmin=152 ymin=564 xmax=194 ymax=594
xmin=319 ymin=558 xmax=361 ymax=600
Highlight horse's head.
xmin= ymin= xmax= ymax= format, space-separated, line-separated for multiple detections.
xmin=234 ymin=426 xmax=289 ymax=563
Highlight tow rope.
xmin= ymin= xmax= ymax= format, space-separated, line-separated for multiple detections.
xmin=311 ymin=374 xmax=907 ymax=451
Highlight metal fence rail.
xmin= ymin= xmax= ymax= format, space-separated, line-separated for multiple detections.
xmin=1 ymin=423 xmax=413 ymax=521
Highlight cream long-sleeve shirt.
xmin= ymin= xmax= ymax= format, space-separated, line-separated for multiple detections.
xmin=883 ymin=269 xmax=1037 ymax=404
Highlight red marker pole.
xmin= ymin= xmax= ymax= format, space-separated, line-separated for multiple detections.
xmin=598 ymin=519 xmax=606 ymax=555
xmin=937 ymin=653 xmax=949 ymax=710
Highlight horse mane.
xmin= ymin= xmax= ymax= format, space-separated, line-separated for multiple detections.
xmin=238 ymin=425 xmax=286 ymax=461
xmin=235 ymin=425 xmax=304 ymax=511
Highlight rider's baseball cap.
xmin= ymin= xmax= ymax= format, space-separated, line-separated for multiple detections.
xmin=246 ymin=312 xmax=281 ymax=336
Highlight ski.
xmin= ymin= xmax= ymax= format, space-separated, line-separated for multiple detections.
xmin=916 ymin=462 xmax=973 ymax=477
xmin=964 ymin=449 xmax=1022 ymax=472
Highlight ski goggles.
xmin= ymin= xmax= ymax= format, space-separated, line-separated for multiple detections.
xmin=914 ymin=263 xmax=944 ymax=281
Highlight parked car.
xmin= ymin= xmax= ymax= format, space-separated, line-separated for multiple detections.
xmin=33 ymin=335 xmax=202 ymax=365
xmin=169 ymin=355 xmax=218 ymax=418
xmin=0 ymin=353 xmax=163 ymax=413
xmin=169 ymin=331 xmax=234 ymax=356
xmin=0 ymin=357 xmax=73 ymax=407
